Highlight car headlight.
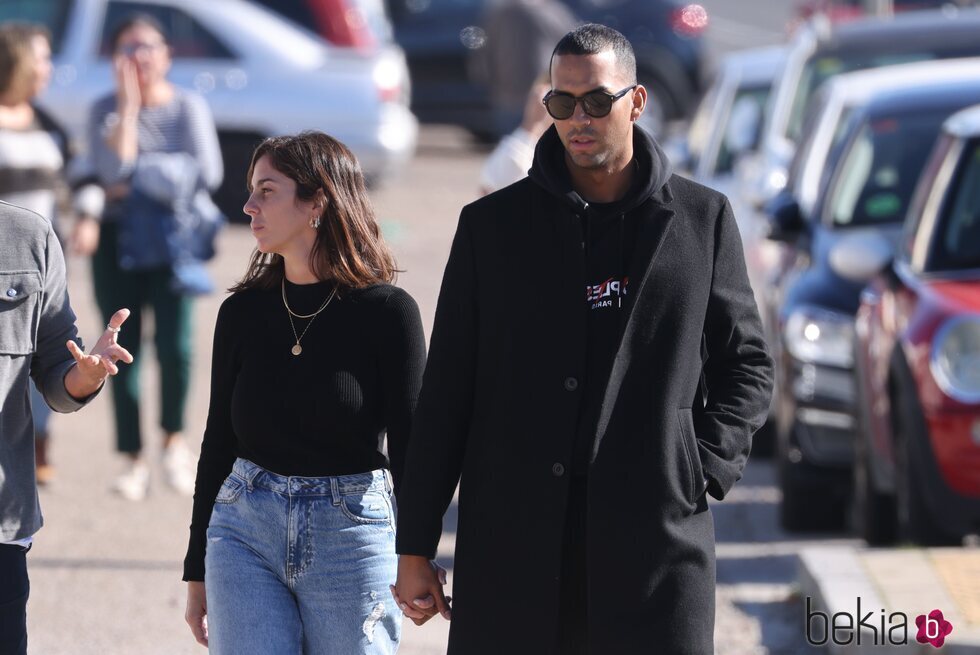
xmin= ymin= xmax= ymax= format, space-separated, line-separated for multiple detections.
xmin=930 ymin=315 xmax=980 ymax=404
xmin=783 ymin=306 xmax=855 ymax=368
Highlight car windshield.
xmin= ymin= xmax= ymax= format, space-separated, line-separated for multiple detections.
xmin=786 ymin=52 xmax=934 ymax=143
xmin=716 ymin=85 xmax=771 ymax=174
xmin=827 ymin=111 xmax=948 ymax=227
xmin=934 ymin=139 xmax=980 ymax=271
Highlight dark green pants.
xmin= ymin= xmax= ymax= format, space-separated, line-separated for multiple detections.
xmin=92 ymin=222 xmax=193 ymax=454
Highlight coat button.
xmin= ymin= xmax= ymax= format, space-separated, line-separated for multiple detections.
xmin=6 ymin=288 xmax=16 ymax=298
xmin=563 ymin=377 xmax=578 ymax=391
xmin=552 ymin=463 xmax=565 ymax=477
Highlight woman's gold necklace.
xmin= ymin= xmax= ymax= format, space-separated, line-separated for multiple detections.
xmin=282 ymin=279 xmax=337 ymax=356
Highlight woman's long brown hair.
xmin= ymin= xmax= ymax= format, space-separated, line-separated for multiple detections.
xmin=231 ymin=131 xmax=398 ymax=293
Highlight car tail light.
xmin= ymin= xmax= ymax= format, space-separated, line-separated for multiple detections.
xmin=374 ymin=56 xmax=404 ymax=104
xmin=319 ymin=0 xmax=376 ymax=50
xmin=671 ymin=4 xmax=709 ymax=38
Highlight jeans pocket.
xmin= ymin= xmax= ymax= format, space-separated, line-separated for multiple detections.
xmin=339 ymin=490 xmax=392 ymax=526
xmin=214 ymin=474 xmax=245 ymax=505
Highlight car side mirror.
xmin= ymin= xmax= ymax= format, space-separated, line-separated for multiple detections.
xmin=765 ymin=192 xmax=805 ymax=243
xmin=829 ymin=231 xmax=894 ymax=283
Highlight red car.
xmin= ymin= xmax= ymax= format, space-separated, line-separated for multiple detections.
xmin=836 ymin=103 xmax=980 ymax=545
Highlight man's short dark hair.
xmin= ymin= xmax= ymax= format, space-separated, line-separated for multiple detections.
xmin=550 ymin=24 xmax=637 ymax=86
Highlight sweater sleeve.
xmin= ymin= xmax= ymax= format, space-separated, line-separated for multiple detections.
xmin=695 ymin=198 xmax=774 ymax=500
xmin=31 ymin=220 xmax=94 ymax=413
xmin=183 ymin=296 xmax=241 ymax=581
xmin=395 ymin=209 xmax=479 ymax=558
xmin=377 ymin=288 xmax=426 ymax=497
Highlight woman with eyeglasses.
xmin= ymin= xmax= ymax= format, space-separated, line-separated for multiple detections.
xmin=83 ymin=14 xmax=223 ymax=501
xmin=182 ymin=131 xmax=424 ymax=654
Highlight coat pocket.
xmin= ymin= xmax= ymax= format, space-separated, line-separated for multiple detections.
xmin=0 ymin=270 xmax=42 ymax=355
xmin=677 ymin=407 xmax=706 ymax=505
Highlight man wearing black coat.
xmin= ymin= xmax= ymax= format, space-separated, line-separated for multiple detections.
xmin=392 ymin=24 xmax=774 ymax=654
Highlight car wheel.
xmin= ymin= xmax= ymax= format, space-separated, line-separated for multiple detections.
xmin=778 ymin=421 xmax=847 ymax=532
xmin=851 ymin=429 xmax=896 ymax=545
xmin=892 ymin=375 xmax=960 ymax=546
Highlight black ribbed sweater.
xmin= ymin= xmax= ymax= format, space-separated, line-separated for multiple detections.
xmin=183 ymin=280 xmax=426 ymax=581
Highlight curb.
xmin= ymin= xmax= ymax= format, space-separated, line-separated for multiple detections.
xmin=799 ymin=547 xmax=980 ymax=654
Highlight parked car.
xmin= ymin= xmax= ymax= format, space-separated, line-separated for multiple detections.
xmin=764 ymin=78 xmax=980 ymax=531
xmin=788 ymin=59 xmax=980 ymax=223
xmin=843 ymin=103 xmax=980 ymax=545
xmin=0 ymin=0 xmax=417 ymax=221
xmin=250 ymin=0 xmax=393 ymax=51
xmin=743 ymin=9 xmax=980 ymax=212
xmin=385 ymin=0 xmax=709 ymax=139
xmin=682 ymin=46 xmax=783 ymax=189
xmin=791 ymin=0 xmax=976 ymax=28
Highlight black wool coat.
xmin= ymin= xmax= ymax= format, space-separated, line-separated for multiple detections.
xmin=396 ymin=127 xmax=774 ymax=654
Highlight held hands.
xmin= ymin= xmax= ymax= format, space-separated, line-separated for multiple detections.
xmin=185 ymin=581 xmax=209 ymax=647
xmin=391 ymin=555 xmax=452 ymax=626
xmin=64 ymin=308 xmax=133 ymax=399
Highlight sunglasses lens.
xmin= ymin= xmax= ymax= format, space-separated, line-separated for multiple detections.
xmin=583 ymin=93 xmax=613 ymax=117
xmin=545 ymin=95 xmax=576 ymax=120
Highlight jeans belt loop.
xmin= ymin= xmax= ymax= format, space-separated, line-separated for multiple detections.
xmin=240 ymin=458 xmax=259 ymax=492
xmin=383 ymin=469 xmax=393 ymax=495
xmin=330 ymin=477 xmax=341 ymax=506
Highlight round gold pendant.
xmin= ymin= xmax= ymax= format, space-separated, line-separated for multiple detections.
xmin=291 ymin=344 xmax=303 ymax=356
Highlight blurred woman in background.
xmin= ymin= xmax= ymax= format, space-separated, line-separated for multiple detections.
xmin=83 ymin=14 xmax=223 ymax=501
xmin=0 ymin=22 xmax=102 ymax=485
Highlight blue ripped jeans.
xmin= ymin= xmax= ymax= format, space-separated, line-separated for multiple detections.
xmin=204 ymin=458 xmax=401 ymax=654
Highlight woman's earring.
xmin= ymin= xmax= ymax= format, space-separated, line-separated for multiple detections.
xmin=310 ymin=214 xmax=321 ymax=229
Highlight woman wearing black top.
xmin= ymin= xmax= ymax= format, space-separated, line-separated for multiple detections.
xmin=182 ymin=131 xmax=425 ymax=653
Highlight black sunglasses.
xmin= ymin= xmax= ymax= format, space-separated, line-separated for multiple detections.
xmin=542 ymin=85 xmax=637 ymax=120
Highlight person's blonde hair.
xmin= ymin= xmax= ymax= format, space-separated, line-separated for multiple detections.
xmin=0 ymin=23 xmax=47 ymax=104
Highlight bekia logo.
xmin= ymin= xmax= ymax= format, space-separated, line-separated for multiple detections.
xmin=806 ymin=597 xmax=954 ymax=648
xmin=916 ymin=609 xmax=953 ymax=649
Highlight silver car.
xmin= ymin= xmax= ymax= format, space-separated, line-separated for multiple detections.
xmin=2 ymin=0 xmax=418 ymax=218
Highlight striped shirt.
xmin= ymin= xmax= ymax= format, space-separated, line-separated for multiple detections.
xmin=87 ymin=87 xmax=222 ymax=220
xmin=0 ymin=107 xmax=68 ymax=225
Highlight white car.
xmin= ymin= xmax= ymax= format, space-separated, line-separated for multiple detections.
xmin=682 ymin=45 xmax=784 ymax=191
xmin=742 ymin=9 xmax=980 ymax=212
xmin=2 ymin=0 xmax=418 ymax=219
xmin=790 ymin=57 xmax=980 ymax=222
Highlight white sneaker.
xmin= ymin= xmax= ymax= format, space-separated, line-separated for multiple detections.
xmin=113 ymin=460 xmax=150 ymax=501
xmin=162 ymin=439 xmax=197 ymax=496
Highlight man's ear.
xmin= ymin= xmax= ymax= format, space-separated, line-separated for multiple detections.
xmin=631 ymin=84 xmax=647 ymax=122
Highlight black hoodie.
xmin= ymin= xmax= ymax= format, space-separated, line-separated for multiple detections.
xmin=528 ymin=124 xmax=672 ymax=476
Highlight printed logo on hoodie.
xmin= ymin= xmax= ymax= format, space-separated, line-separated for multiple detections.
xmin=587 ymin=276 xmax=629 ymax=310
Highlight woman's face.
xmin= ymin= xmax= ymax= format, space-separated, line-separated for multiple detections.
xmin=114 ymin=23 xmax=170 ymax=89
xmin=29 ymin=34 xmax=51 ymax=98
xmin=243 ymin=155 xmax=321 ymax=257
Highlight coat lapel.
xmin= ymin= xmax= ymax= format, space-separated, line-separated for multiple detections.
xmin=591 ymin=187 xmax=676 ymax=456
